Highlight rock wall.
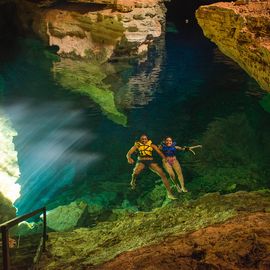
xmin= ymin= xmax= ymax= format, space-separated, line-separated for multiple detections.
xmin=196 ymin=1 xmax=270 ymax=92
xmin=15 ymin=0 xmax=166 ymax=61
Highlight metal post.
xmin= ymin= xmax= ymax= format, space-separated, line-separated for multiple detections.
xmin=42 ymin=208 xmax=47 ymax=252
xmin=1 ymin=226 xmax=10 ymax=270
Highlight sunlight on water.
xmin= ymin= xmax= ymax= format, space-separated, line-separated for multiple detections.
xmin=3 ymin=100 xmax=101 ymax=214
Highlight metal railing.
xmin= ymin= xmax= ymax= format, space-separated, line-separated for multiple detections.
xmin=0 ymin=207 xmax=47 ymax=270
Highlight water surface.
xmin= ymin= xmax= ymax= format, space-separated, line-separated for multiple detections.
xmin=0 ymin=25 xmax=269 ymax=215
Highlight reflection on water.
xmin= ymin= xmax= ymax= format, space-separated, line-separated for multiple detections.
xmin=52 ymin=58 xmax=128 ymax=126
xmin=115 ymin=38 xmax=165 ymax=109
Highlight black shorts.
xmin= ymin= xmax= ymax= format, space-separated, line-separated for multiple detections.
xmin=137 ymin=159 xmax=157 ymax=167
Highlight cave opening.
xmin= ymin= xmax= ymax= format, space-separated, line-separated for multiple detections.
xmin=0 ymin=2 xmax=21 ymax=61
xmin=165 ymin=0 xmax=231 ymax=27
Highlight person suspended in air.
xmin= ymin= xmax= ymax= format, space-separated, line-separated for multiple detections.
xmin=159 ymin=136 xmax=202 ymax=193
xmin=126 ymin=134 xmax=177 ymax=200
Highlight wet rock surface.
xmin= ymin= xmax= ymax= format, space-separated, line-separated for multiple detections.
xmin=196 ymin=1 xmax=270 ymax=92
xmin=39 ymin=190 xmax=270 ymax=269
xmin=92 ymin=212 xmax=270 ymax=270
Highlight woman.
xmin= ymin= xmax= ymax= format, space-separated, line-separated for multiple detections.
xmin=160 ymin=136 xmax=188 ymax=193
xmin=126 ymin=134 xmax=177 ymax=200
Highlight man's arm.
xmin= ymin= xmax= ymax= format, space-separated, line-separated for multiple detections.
xmin=152 ymin=144 xmax=166 ymax=160
xmin=126 ymin=145 xmax=137 ymax=164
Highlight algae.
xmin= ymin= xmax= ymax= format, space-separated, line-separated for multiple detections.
xmin=42 ymin=191 xmax=270 ymax=268
xmin=260 ymin=93 xmax=270 ymax=113
xmin=53 ymin=58 xmax=127 ymax=126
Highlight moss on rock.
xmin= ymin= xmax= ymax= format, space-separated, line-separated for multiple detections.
xmin=41 ymin=190 xmax=270 ymax=268
xmin=53 ymin=58 xmax=127 ymax=126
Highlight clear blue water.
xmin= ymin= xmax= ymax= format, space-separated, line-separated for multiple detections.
xmin=1 ymin=25 xmax=270 ymax=215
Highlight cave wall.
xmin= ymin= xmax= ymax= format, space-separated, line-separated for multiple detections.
xmin=13 ymin=0 xmax=166 ymax=61
xmin=196 ymin=1 xmax=270 ymax=92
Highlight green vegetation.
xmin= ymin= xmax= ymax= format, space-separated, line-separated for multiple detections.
xmin=260 ymin=93 xmax=270 ymax=113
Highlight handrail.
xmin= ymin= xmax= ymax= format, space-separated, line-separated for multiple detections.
xmin=0 ymin=207 xmax=47 ymax=270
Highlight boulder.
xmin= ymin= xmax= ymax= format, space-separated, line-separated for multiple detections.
xmin=46 ymin=201 xmax=88 ymax=231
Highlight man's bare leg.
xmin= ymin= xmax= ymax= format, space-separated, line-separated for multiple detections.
xmin=130 ymin=162 xmax=145 ymax=189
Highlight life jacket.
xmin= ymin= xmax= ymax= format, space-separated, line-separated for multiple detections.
xmin=161 ymin=142 xmax=177 ymax=157
xmin=135 ymin=140 xmax=153 ymax=157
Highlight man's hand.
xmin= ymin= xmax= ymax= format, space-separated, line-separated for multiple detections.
xmin=127 ymin=157 xmax=135 ymax=164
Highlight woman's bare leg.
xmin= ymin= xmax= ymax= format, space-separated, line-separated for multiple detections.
xmin=172 ymin=159 xmax=187 ymax=192
xmin=149 ymin=163 xmax=176 ymax=199
xmin=163 ymin=160 xmax=182 ymax=192
xmin=130 ymin=162 xmax=145 ymax=189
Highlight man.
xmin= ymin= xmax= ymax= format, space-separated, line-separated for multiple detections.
xmin=126 ymin=134 xmax=177 ymax=200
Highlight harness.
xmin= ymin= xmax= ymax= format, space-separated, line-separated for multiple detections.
xmin=161 ymin=142 xmax=177 ymax=157
xmin=135 ymin=140 xmax=153 ymax=157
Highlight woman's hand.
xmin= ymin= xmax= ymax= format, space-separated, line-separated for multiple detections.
xmin=127 ymin=157 xmax=135 ymax=164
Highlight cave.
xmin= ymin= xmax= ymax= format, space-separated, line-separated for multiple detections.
xmin=165 ymin=0 xmax=231 ymax=26
xmin=0 ymin=1 xmax=20 ymax=61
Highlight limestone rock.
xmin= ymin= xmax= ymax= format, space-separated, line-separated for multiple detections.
xmin=46 ymin=201 xmax=88 ymax=231
xmin=92 ymin=212 xmax=270 ymax=270
xmin=15 ymin=0 xmax=166 ymax=60
xmin=81 ymin=192 xmax=117 ymax=215
xmin=196 ymin=1 xmax=270 ymax=92
xmin=39 ymin=190 xmax=270 ymax=268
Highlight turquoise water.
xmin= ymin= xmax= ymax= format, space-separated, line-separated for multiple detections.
xmin=1 ymin=26 xmax=270 ymax=216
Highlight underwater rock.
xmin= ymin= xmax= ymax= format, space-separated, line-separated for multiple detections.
xmin=196 ymin=1 xmax=270 ymax=92
xmin=81 ymin=192 xmax=117 ymax=215
xmin=46 ymin=201 xmax=88 ymax=231
xmin=137 ymin=184 xmax=167 ymax=211
xmin=183 ymin=113 xmax=270 ymax=195
xmin=92 ymin=212 xmax=270 ymax=270
xmin=39 ymin=190 xmax=270 ymax=268
xmin=111 ymin=199 xmax=138 ymax=219
xmin=15 ymin=0 xmax=166 ymax=60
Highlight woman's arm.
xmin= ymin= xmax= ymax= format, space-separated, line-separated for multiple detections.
xmin=175 ymin=146 xmax=188 ymax=151
xmin=126 ymin=145 xmax=137 ymax=164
